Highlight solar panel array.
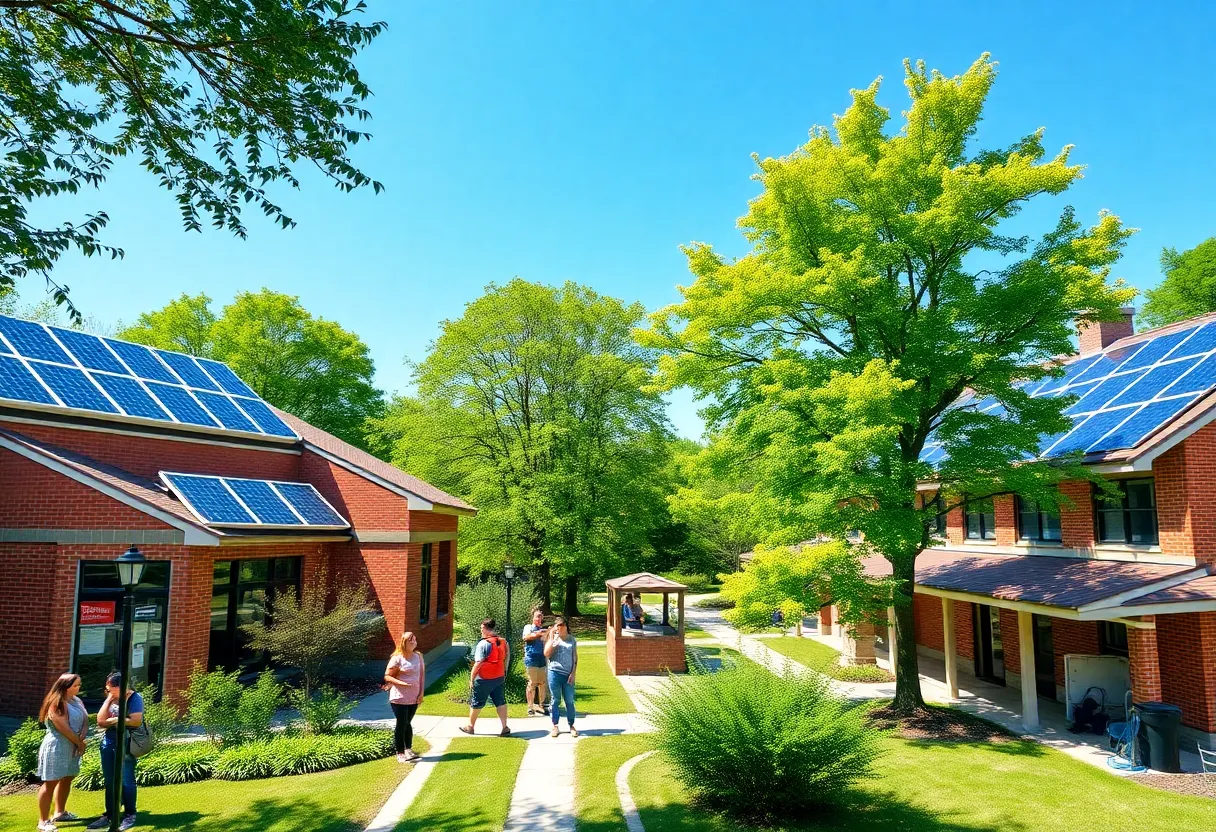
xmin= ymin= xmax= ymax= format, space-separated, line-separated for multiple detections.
xmin=161 ymin=472 xmax=349 ymax=529
xmin=921 ymin=320 xmax=1216 ymax=465
xmin=0 ymin=314 xmax=296 ymax=440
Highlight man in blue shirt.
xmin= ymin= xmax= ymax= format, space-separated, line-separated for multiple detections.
xmin=522 ymin=609 xmax=550 ymax=716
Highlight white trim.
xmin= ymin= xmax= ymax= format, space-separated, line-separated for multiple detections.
xmin=302 ymin=442 xmax=435 ymax=511
xmin=0 ymin=435 xmax=219 ymax=546
xmin=1075 ymin=566 xmax=1212 ymax=612
xmin=0 ymin=412 xmax=300 ymax=454
xmin=1096 ymin=598 xmax=1216 ymax=617
xmin=914 ymin=584 xmax=1157 ymax=627
xmin=927 ymin=540 xmax=1196 ymax=567
xmin=217 ymin=534 xmax=352 ymax=546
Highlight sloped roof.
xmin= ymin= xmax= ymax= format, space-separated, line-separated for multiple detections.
xmin=274 ymin=408 xmax=475 ymax=514
xmin=605 ymin=572 xmax=687 ymax=591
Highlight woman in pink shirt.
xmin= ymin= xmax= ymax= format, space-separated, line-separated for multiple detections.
xmin=384 ymin=632 xmax=426 ymax=762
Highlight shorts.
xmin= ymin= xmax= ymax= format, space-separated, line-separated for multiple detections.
xmin=470 ymin=675 xmax=506 ymax=709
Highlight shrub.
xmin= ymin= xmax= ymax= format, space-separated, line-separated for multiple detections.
xmin=212 ymin=728 xmax=392 ymax=780
xmin=0 ymin=755 xmax=25 ymax=787
xmin=693 ymin=594 xmax=734 ymax=610
xmin=233 ymin=671 xmax=283 ymax=742
xmin=75 ymin=746 xmax=103 ymax=791
xmin=183 ymin=667 xmax=282 ymax=745
xmin=660 ymin=571 xmax=717 ymax=593
xmin=76 ymin=741 xmax=218 ymax=790
xmin=290 ymin=685 xmax=355 ymax=735
xmin=137 ymin=683 xmax=181 ymax=756
xmin=832 ymin=664 xmax=895 ymax=683
xmin=649 ymin=660 xmax=881 ymax=823
xmin=5 ymin=718 xmax=44 ymax=776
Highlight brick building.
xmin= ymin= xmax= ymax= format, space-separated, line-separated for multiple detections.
xmin=839 ymin=310 xmax=1216 ymax=749
xmin=0 ymin=313 xmax=472 ymax=717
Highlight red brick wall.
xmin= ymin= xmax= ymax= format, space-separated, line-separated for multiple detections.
xmin=407 ymin=511 xmax=459 ymax=533
xmin=1058 ymin=480 xmax=1094 ymax=548
xmin=1155 ymin=426 xmax=1216 ymax=566
xmin=946 ymin=505 xmax=964 ymax=545
xmin=913 ymin=593 xmax=944 ymax=651
xmin=299 ymin=450 xmax=410 ymax=531
xmin=0 ymin=543 xmax=66 ymax=714
xmin=953 ymin=601 xmax=975 ymax=660
xmin=1051 ymin=618 xmax=1101 ymax=687
xmin=608 ymin=631 xmax=686 ymax=674
xmin=0 ymin=448 xmax=174 ymax=529
xmin=994 ymin=496 xmax=1017 ymax=546
xmin=1000 ymin=608 xmax=1021 ymax=679
xmin=1078 ymin=316 xmax=1134 ymax=355
xmin=0 ymin=420 xmax=298 ymax=481
xmin=1128 ymin=618 xmax=1163 ymax=704
xmin=1157 ymin=612 xmax=1216 ymax=731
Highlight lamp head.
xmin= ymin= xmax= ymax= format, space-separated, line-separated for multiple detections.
xmin=503 ymin=561 xmax=516 ymax=581
xmin=115 ymin=545 xmax=147 ymax=590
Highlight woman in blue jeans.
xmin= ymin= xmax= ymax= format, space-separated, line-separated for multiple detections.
xmin=544 ymin=616 xmax=578 ymax=737
xmin=88 ymin=673 xmax=143 ymax=831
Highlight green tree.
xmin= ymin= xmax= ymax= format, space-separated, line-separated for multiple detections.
xmin=640 ymin=55 xmax=1134 ymax=713
xmin=1139 ymin=237 xmax=1216 ymax=328
xmin=368 ymin=279 xmax=673 ymax=615
xmin=120 ymin=290 xmax=384 ymax=448
xmin=0 ymin=1 xmax=383 ymax=316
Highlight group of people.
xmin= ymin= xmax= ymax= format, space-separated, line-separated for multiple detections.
xmin=621 ymin=593 xmax=648 ymax=631
xmin=33 ymin=671 xmax=144 ymax=832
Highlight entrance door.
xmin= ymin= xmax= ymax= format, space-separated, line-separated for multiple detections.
xmin=973 ymin=604 xmax=1005 ymax=684
xmin=1032 ymin=615 xmax=1057 ymax=700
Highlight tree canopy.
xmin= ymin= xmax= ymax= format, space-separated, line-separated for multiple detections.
xmin=120 ymin=290 xmax=384 ymax=448
xmin=367 ymin=278 xmax=673 ymax=614
xmin=0 ymin=0 xmax=383 ymax=315
xmin=1139 ymin=237 xmax=1216 ymax=328
xmin=640 ymin=54 xmax=1135 ymax=712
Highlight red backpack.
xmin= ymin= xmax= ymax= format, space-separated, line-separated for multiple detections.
xmin=479 ymin=636 xmax=506 ymax=679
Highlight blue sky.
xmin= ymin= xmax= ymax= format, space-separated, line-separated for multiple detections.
xmin=21 ymin=0 xmax=1216 ymax=439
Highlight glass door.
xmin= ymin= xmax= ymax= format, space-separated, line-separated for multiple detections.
xmin=1032 ymin=615 xmax=1057 ymax=700
xmin=973 ymin=603 xmax=1006 ymax=684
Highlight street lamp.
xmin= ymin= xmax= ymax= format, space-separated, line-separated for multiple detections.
xmin=503 ymin=561 xmax=517 ymax=645
xmin=109 ymin=545 xmax=145 ymax=832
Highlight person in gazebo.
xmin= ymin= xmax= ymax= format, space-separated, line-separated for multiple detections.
xmin=622 ymin=593 xmax=645 ymax=630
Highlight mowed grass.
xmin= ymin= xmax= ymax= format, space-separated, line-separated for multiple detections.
xmin=417 ymin=647 xmax=635 ymax=718
xmin=761 ymin=636 xmax=893 ymax=681
xmin=0 ymin=752 xmax=418 ymax=832
xmin=395 ymin=736 xmax=525 ymax=832
xmin=630 ymin=732 xmax=1216 ymax=831
xmin=573 ymin=734 xmax=654 ymax=832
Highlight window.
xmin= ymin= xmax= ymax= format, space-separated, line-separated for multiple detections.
xmin=418 ymin=543 xmax=433 ymax=624
xmin=436 ymin=541 xmax=451 ymax=617
xmin=209 ymin=556 xmax=301 ymax=672
xmin=1095 ymin=478 xmax=1158 ymax=545
xmin=1098 ymin=621 xmax=1129 ymax=657
xmin=965 ymin=497 xmax=995 ymax=540
xmin=926 ymin=493 xmax=947 ymax=536
xmin=1017 ymin=497 xmax=1062 ymax=542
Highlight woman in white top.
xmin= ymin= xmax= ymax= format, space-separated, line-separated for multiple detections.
xmin=384 ymin=631 xmax=426 ymax=762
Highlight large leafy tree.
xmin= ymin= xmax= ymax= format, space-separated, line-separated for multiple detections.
xmin=0 ymin=1 xmax=383 ymax=314
xmin=367 ymin=279 xmax=673 ymax=615
xmin=1139 ymin=237 xmax=1216 ymax=328
xmin=121 ymin=290 xmax=384 ymax=448
xmin=641 ymin=55 xmax=1134 ymax=713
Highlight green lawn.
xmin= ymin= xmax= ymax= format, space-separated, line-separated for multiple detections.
xmin=763 ymin=636 xmax=894 ymax=682
xmin=0 ymin=750 xmax=421 ymax=832
xmin=574 ymin=734 xmax=654 ymax=832
xmin=395 ymin=736 xmax=525 ymax=832
xmin=630 ymin=733 xmax=1216 ymax=831
xmin=417 ymin=647 xmax=635 ymax=718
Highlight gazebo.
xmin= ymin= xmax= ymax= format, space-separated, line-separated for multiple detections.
xmin=605 ymin=572 xmax=687 ymax=674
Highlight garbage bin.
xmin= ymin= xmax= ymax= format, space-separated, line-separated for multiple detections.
xmin=1136 ymin=701 xmax=1183 ymax=773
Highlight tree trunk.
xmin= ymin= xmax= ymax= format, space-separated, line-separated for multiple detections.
xmin=534 ymin=559 xmax=552 ymax=615
xmin=562 ymin=574 xmax=580 ymax=617
xmin=890 ymin=558 xmax=926 ymax=714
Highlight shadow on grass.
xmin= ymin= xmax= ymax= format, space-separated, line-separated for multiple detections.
xmin=396 ymin=807 xmax=515 ymax=832
xmin=145 ymin=797 xmax=369 ymax=832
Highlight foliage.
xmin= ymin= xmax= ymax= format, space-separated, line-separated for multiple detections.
xmin=0 ymin=755 xmax=23 ymax=787
xmin=5 ymin=718 xmax=42 ymax=776
xmin=183 ymin=667 xmax=281 ymax=745
xmin=138 ymin=683 xmax=181 ymax=756
xmin=120 ymin=290 xmax=385 ymax=448
xmin=211 ymin=728 xmax=392 ymax=781
xmin=648 ymin=661 xmax=881 ymax=823
xmin=665 ymin=441 xmax=766 ymax=574
xmin=367 ymin=279 xmax=673 ymax=612
xmin=290 ymin=685 xmax=355 ymax=736
xmin=658 ymin=571 xmax=717 ymax=594
xmin=242 ymin=569 xmax=383 ymax=700
xmin=451 ymin=579 xmax=535 ymax=704
xmin=694 ymin=594 xmax=734 ymax=610
xmin=76 ymin=741 xmax=218 ymax=791
xmin=1140 ymin=237 xmax=1216 ymax=328
xmin=640 ymin=54 xmax=1135 ymax=712
xmin=834 ymin=664 xmax=896 ymax=683
xmin=0 ymin=0 xmax=383 ymax=314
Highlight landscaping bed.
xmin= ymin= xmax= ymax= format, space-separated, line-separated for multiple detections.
xmin=866 ymin=703 xmax=1017 ymax=744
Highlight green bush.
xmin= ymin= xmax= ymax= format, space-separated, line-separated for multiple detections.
xmin=832 ymin=664 xmax=895 ymax=683
xmin=75 ymin=741 xmax=218 ymax=791
xmin=693 ymin=594 xmax=734 ymax=610
xmin=649 ymin=660 xmax=881 ymax=824
xmin=659 ymin=571 xmax=717 ymax=594
xmin=183 ymin=667 xmax=281 ymax=745
xmin=290 ymin=684 xmax=355 ymax=735
xmin=233 ymin=671 xmax=283 ymax=742
xmin=137 ymin=683 xmax=181 ymax=756
xmin=212 ymin=728 xmax=391 ymax=780
xmin=7 ymin=718 xmax=44 ymax=776
xmin=0 ymin=754 xmax=25 ymax=787
xmin=75 ymin=746 xmax=103 ymax=791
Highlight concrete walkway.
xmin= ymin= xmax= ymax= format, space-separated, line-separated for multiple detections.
xmin=503 ymin=732 xmax=578 ymax=832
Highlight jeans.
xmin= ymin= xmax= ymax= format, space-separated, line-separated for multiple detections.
xmin=391 ymin=703 xmax=418 ymax=753
xmin=100 ymin=744 xmax=136 ymax=816
xmin=548 ymin=669 xmax=576 ymax=726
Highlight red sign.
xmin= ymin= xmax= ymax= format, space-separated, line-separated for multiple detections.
xmin=79 ymin=600 xmax=116 ymax=626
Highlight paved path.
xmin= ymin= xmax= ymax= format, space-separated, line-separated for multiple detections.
xmin=363 ymin=736 xmax=452 ymax=832
xmin=503 ymin=732 xmax=579 ymax=832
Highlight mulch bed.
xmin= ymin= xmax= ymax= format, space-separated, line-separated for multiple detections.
xmin=0 ymin=780 xmax=36 ymax=797
xmin=866 ymin=704 xmax=1018 ymax=743
xmin=1128 ymin=772 xmax=1216 ymax=798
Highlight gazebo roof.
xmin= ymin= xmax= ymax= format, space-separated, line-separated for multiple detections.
xmin=605 ymin=572 xmax=687 ymax=592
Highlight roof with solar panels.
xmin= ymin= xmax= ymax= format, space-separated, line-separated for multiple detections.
xmin=0 ymin=312 xmax=473 ymax=537
xmin=920 ymin=312 xmax=1216 ymax=470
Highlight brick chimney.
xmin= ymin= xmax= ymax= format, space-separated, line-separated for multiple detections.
xmin=1078 ymin=307 xmax=1135 ymax=355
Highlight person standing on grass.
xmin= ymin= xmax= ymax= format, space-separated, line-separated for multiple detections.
xmin=384 ymin=631 xmax=426 ymax=762
xmin=544 ymin=615 xmax=579 ymax=738
xmin=88 ymin=672 xmax=143 ymax=831
xmin=35 ymin=673 xmax=88 ymax=832
xmin=459 ymin=618 xmax=511 ymax=736
xmin=522 ymin=609 xmax=550 ymax=716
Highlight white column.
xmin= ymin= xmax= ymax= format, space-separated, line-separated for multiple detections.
xmin=941 ymin=597 xmax=959 ymax=700
xmin=887 ymin=605 xmax=898 ymax=680
xmin=1017 ymin=610 xmax=1039 ymax=731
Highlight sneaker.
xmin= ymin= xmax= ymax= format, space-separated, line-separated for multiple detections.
xmin=569 ymin=726 xmax=579 ymax=738
xmin=52 ymin=813 xmax=79 ymax=822
xmin=458 ymin=725 xmax=474 ymax=735
xmin=86 ymin=818 xmax=109 ymax=831
xmin=550 ymin=725 xmax=559 ymax=737
xmin=396 ymin=753 xmax=408 ymax=763
xmin=37 ymin=821 xmax=57 ymax=832
xmin=119 ymin=815 xmax=136 ymax=831
xmin=406 ymin=749 xmax=422 ymax=761
xmin=499 ymin=726 xmax=512 ymax=737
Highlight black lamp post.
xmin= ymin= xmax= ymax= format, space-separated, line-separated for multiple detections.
xmin=109 ymin=545 xmax=145 ymax=832
xmin=503 ymin=561 xmax=517 ymax=644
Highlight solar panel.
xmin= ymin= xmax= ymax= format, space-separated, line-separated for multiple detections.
xmin=145 ymin=382 xmax=219 ymax=427
xmin=28 ymin=362 xmax=118 ymax=413
xmin=273 ymin=482 xmax=347 ymax=526
xmin=1089 ymin=395 xmax=1200 ymax=454
xmin=90 ymin=373 xmax=173 ymax=421
xmin=194 ymin=390 xmax=259 ymax=432
xmin=163 ymin=473 xmax=256 ymax=524
xmin=1107 ymin=359 xmax=1200 ymax=409
xmin=233 ymin=397 xmax=296 ymax=437
xmin=1122 ymin=327 xmax=1196 ymax=370
xmin=156 ymin=350 xmax=221 ymax=391
xmin=225 ymin=478 xmax=302 ymax=525
xmin=0 ymin=355 xmax=57 ymax=404
xmin=1064 ymin=371 xmax=1147 ymax=415
xmin=51 ymin=328 xmax=128 ymax=374
xmin=197 ymin=357 xmax=257 ymax=397
xmin=104 ymin=339 xmax=179 ymax=383
xmin=0 ymin=317 xmax=73 ymax=363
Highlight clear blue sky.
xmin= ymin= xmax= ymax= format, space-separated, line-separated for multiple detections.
xmin=23 ymin=0 xmax=1216 ymax=439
